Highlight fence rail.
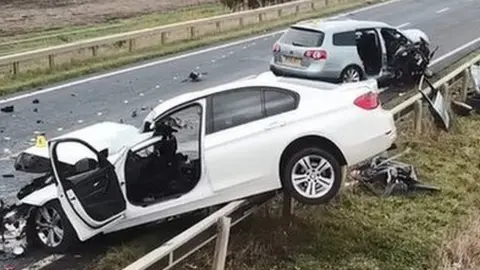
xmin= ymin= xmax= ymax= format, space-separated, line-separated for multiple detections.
xmin=122 ymin=52 xmax=480 ymax=270
xmin=0 ymin=0 xmax=368 ymax=76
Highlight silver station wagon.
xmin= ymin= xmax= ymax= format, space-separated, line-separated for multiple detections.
xmin=269 ymin=18 xmax=431 ymax=83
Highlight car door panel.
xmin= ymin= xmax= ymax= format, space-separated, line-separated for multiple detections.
xmin=50 ymin=138 xmax=126 ymax=234
xmin=65 ymin=165 xmax=124 ymax=222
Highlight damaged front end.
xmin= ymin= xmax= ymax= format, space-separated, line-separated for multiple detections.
xmin=0 ymin=152 xmax=55 ymax=257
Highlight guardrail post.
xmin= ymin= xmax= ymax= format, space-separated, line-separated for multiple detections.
xmin=277 ymin=9 xmax=282 ymax=17
xmin=128 ymin=39 xmax=136 ymax=53
xmin=91 ymin=45 xmax=98 ymax=57
xmin=310 ymin=2 xmax=315 ymax=10
xmin=461 ymin=68 xmax=471 ymax=101
xmin=211 ymin=216 xmax=232 ymax=270
xmin=215 ymin=21 xmax=221 ymax=33
xmin=161 ymin=32 xmax=167 ymax=45
xmin=48 ymin=54 xmax=55 ymax=69
xmin=189 ymin=26 xmax=196 ymax=39
xmin=258 ymin=13 xmax=263 ymax=22
xmin=441 ymin=83 xmax=451 ymax=112
xmin=295 ymin=5 xmax=300 ymax=14
xmin=239 ymin=17 xmax=244 ymax=27
xmin=282 ymin=192 xmax=293 ymax=226
xmin=12 ymin=61 xmax=19 ymax=75
xmin=413 ymin=100 xmax=423 ymax=134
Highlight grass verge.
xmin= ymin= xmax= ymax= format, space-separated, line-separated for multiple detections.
xmin=0 ymin=3 xmax=226 ymax=55
xmin=0 ymin=0 xmax=381 ymax=97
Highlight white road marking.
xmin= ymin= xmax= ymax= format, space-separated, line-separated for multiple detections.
xmin=436 ymin=7 xmax=450 ymax=14
xmin=21 ymin=254 xmax=66 ymax=270
xmin=429 ymin=36 xmax=480 ymax=66
xmin=0 ymin=0 xmax=404 ymax=105
xmin=396 ymin=22 xmax=411 ymax=28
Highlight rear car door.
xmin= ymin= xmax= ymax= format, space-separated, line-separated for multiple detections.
xmin=204 ymin=86 xmax=300 ymax=192
xmin=49 ymin=138 xmax=126 ymax=239
xmin=355 ymin=28 xmax=386 ymax=76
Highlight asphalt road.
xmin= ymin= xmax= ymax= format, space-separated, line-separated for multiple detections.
xmin=0 ymin=0 xmax=480 ymax=268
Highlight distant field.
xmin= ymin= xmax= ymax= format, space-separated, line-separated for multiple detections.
xmin=0 ymin=0 xmax=224 ymax=54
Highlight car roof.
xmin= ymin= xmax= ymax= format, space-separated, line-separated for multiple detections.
xmin=145 ymin=72 xmax=341 ymax=121
xmin=291 ymin=18 xmax=391 ymax=33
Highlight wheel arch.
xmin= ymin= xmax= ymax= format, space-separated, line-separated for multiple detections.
xmin=279 ymin=135 xmax=347 ymax=179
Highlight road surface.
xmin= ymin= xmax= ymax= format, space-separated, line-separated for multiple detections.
xmin=0 ymin=0 xmax=479 ymax=268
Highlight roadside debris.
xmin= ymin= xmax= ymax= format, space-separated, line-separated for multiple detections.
xmin=350 ymin=148 xmax=440 ymax=197
xmin=1 ymin=174 xmax=14 ymax=178
xmin=419 ymin=77 xmax=451 ymax=131
xmin=181 ymin=71 xmax=208 ymax=83
xmin=471 ymin=64 xmax=480 ymax=91
xmin=131 ymin=109 xmax=138 ymax=118
xmin=32 ymin=99 xmax=39 ymax=104
xmin=0 ymin=106 xmax=14 ymax=113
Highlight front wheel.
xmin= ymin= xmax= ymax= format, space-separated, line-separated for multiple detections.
xmin=27 ymin=200 xmax=79 ymax=253
xmin=281 ymin=147 xmax=343 ymax=205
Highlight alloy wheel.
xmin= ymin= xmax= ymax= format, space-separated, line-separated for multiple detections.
xmin=290 ymin=154 xmax=335 ymax=199
xmin=34 ymin=206 xmax=64 ymax=248
xmin=342 ymin=68 xmax=361 ymax=83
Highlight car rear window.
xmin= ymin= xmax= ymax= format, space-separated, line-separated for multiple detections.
xmin=280 ymin=27 xmax=324 ymax=47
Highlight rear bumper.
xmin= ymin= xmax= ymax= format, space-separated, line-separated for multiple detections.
xmin=269 ymin=60 xmax=340 ymax=81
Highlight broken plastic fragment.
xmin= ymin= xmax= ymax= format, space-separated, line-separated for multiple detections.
xmin=1 ymin=106 xmax=14 ymax=113
xmin=32 ymin=99 xmax=39 ymax=104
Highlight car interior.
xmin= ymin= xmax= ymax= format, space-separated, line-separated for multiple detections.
xmin=124 ymin=106 xmax=202 ymax=207
xmin=356 ymin=29 xmax=383 ymax=76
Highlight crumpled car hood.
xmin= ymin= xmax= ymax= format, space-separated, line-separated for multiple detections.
xmin=18 ymin=121 xmax=148 ymax=167
xmin=400 ymin=29 xmax=430 ymax=44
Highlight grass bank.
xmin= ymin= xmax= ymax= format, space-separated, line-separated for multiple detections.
xmin=0 ymin=3 xmax=226 ymax=56
xmin=0 ymin=0 xmax=381 ymax=97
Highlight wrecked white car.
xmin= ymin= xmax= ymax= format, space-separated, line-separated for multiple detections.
xmin=1 ymin=72 xmax=397 ymax=253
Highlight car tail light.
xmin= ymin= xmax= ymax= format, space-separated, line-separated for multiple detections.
xmin=354 ymin=91 xmax=380 ymax=110
xmin=273 ymin=44 xmax=281 ymax=52
xmin=304 ymin=49 xmax=327 ymax=60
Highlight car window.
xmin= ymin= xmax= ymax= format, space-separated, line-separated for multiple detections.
xmin=332 ymin=31 xmax=356 ymax=46
xmin=207 ymin=88 xmax=264 ymax=134
xmin=264 ymin=88 xmax=297 ymax=116
xmin=280 ymin=27 xmax=325 ymax=47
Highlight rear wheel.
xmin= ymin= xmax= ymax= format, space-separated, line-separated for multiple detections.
xmin=281 ymin=147 xmax=343 ymax=205
xmin=27 ymin=200 xmax=78 ymax=253
xmin=340 ymin=66 xmax=363 ymax=83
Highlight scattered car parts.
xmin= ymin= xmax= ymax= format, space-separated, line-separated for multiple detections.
xmin=351 ymin=148 xmax=440 ymax=197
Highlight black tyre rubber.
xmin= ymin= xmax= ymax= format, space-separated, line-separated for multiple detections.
xmin=27 ymin=200 xmax=79 ymax=253
xmin=281 ymin=147 xmax=343 ymax=205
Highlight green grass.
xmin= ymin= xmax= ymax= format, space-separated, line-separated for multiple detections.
xmin=0 ymin=0 xmax=380 ymax=97
xmin=0 ymin=3 xmax=226 ymax=55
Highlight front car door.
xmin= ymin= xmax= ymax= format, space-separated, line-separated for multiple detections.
xmin=49 ymin=138 xmax=126 ymax=241
xmin=355 ymin=28 xmax=386 ymax=77
xmin=204 ymin=86 xmax=300 ymax=197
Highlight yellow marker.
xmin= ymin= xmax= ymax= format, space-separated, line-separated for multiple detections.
xmin=35 ymin=134 xmax=47 ymax=148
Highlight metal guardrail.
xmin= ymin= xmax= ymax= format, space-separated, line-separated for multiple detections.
xmin=123 ymin=192 xmax=275 ymax=270
xmin=0 ymin=0 xmax=367 ymax=75
xmin=391 ymin=53 xmax=480 ymax=132
xmin=122 ymin=52 xmax=480 ymax=270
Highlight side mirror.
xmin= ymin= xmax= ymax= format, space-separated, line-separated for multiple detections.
xmin=98 ymin=148 xmax=109 ymax=167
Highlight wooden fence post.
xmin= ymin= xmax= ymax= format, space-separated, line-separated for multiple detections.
xmin=12 ymin=61 xmax=19 ymax=75
xmin=282 ymin=192 xmax=293 ymax=226
xmin=211 ymin=217 xmax=232 ymax=270
xmin=413 ymin=100 xmax=423 ymax=134
xmin=48 ymin=54 xmax=55 ymax=69
xmin=461 ymin=68 xmax=471 ymax=101
xmin=128 ymin=39 xmax=136 ymax=53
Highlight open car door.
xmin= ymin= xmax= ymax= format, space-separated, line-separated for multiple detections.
xmin=49 ymin=138 xmax=126 ymax=240
xmin=355 ymin=28 xmax=385 ymax=78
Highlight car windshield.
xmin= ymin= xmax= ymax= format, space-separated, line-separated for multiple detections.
xmin=280 ymin=27 xmax=325 ymax=47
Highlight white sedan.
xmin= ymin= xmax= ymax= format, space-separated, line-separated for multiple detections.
xmin=4 ymin=72 xmax=396 ymax=253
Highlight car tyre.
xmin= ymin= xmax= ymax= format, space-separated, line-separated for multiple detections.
xmin=27 ymin=200 xmax=79 ymax=253
xmin=340 ymin=66 xmax=363 ymax=83
xmin=282 ymin=147 xmax=343 ymax=205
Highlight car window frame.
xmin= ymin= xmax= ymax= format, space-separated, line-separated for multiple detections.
xmin=332 ymin=30 xmax=357 ymax=46
xmin=206 ymin=86 xmax=300 ymax=135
